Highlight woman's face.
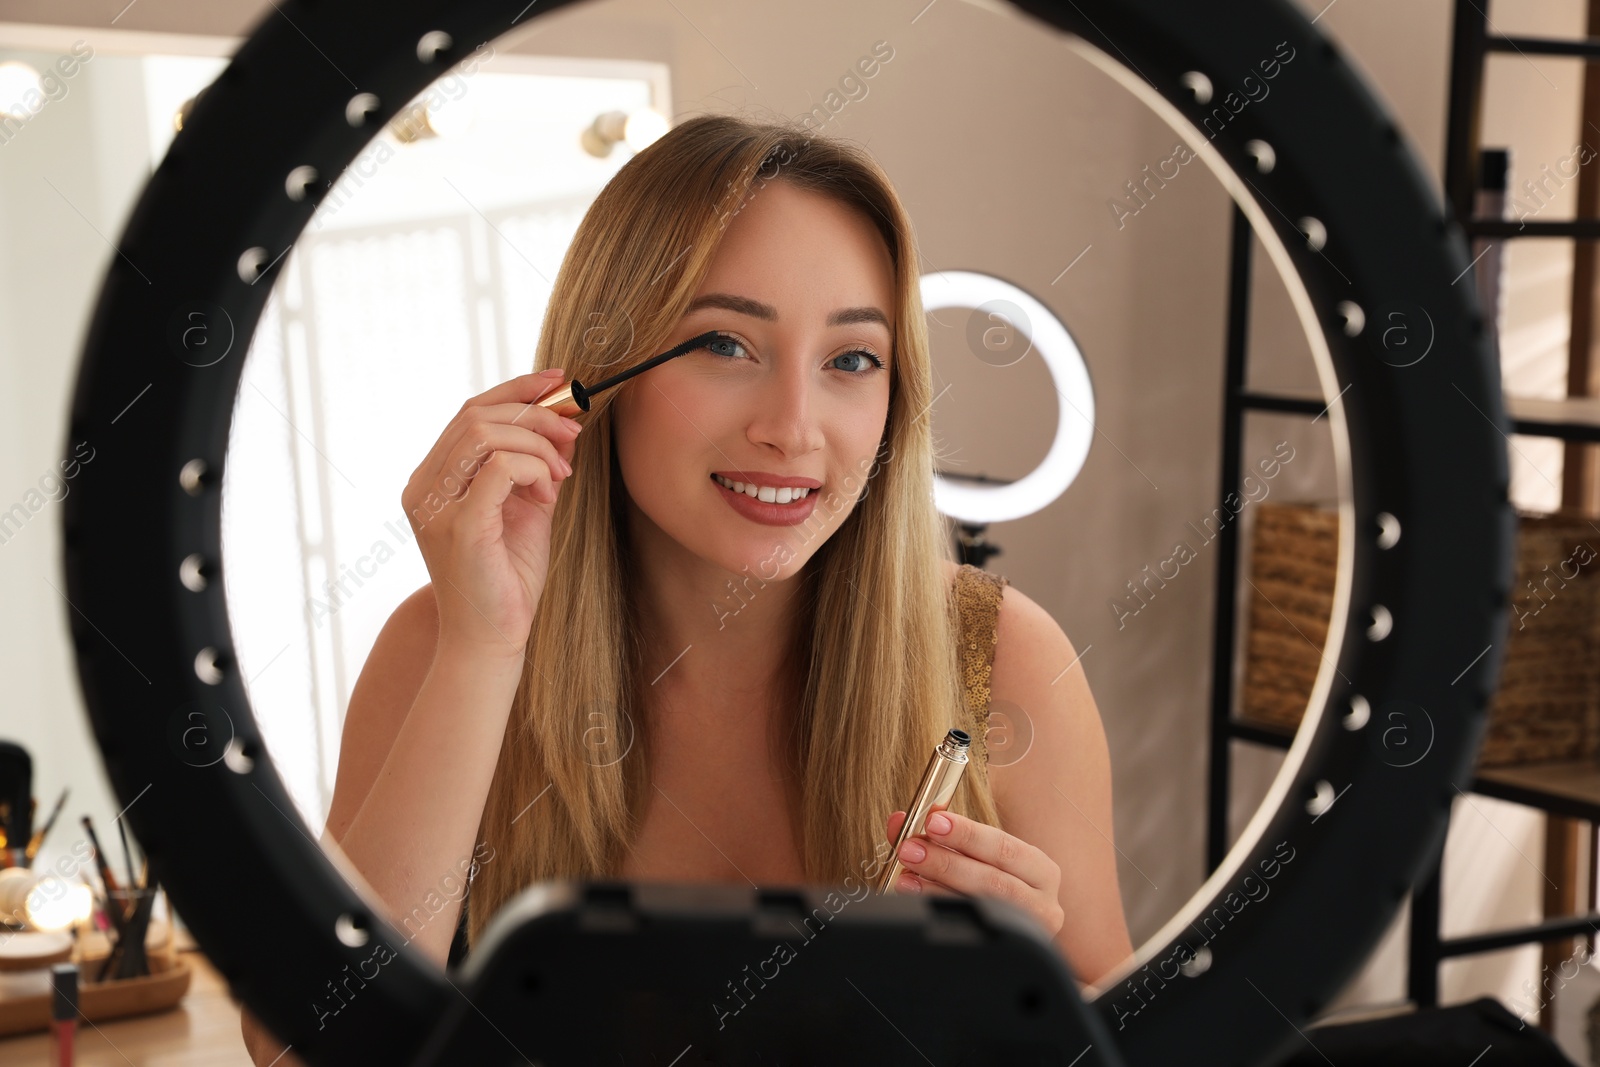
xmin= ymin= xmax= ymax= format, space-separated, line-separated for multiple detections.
xmin=613 ymin=179 xmax=895 ymax=582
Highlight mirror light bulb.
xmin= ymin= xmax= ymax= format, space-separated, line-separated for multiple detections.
xmin=25 ymin=878 xmax=93 ymax=933
xmin=623 ymin=108 xmax=670 ymax=152
xmin=0 ymin=62 xmax=43 ymax=120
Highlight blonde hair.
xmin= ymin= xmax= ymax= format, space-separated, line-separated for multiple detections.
xmin=467 ymin=112 xmax=1000 ymax=947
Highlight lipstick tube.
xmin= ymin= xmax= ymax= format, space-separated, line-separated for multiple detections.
xmin=877 ymin=728 xmax=971 ymax=894
xmin=49 ymin=962 xmax=77 ymax=1066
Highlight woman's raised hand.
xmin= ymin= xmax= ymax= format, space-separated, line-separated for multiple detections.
xmin=402 ymin=368 xmax=582 ymax=662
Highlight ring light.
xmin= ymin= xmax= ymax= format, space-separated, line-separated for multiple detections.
xmin=61 ymin=1 xmax=1512 ymax=1064
xmin=924 ymin=269 xmax=1096 ymax=523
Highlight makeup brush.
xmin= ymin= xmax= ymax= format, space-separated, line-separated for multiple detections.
xmin=24 ymin=787 xmax=69 ymax=864
xmin=80 ymin=816 xmax=119 ymax=896
xmin=116 ymin=818 xmax=136 ymax=892
xmin=80 ymin=818 xmax=128 ymax=936
xmin=535 ymin=329 xmax=724 ymax=418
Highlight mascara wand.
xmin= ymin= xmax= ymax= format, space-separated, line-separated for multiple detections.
xmin=534 ymin=330 xmax=723 ymax=418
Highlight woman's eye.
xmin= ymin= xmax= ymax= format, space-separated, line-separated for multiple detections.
xmin=700 ymin=333 xmax=883 ymax=373
xmin=830 ymin=349 xmax=885 ymax=374
xmin=704 ymin=334 xmax=749 ymax=360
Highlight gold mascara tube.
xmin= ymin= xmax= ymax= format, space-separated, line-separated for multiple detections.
xmin=877 ymin=728 xmax=971 ymax=895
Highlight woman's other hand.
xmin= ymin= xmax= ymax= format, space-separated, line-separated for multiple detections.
xmin=884 ymin=809 xmax=1065 ymax=938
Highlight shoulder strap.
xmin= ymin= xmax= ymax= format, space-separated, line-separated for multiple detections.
xmin=951 ymin=563 xmax=1010 ymax=767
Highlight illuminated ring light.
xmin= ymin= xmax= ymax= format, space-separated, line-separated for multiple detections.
xmin=61 ymin=1 xmax=1511 ymax=1064
xmin=923 ymin=270 xmax=1096 ymax=522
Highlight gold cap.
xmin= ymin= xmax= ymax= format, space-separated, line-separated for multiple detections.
xmin=535 ymin=382 xmax=586 ymax=419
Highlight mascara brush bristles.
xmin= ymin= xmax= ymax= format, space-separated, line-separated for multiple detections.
xmin=581 ymin=329 xmax=724 ymax=397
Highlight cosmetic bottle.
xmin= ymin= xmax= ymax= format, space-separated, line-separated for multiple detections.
xmin=878 ymin=728 xmax=970 ymax=894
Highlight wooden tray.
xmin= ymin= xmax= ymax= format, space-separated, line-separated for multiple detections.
xmin=0 ymin=952 xmax=191 ymax=1037
xmin=0 ymin=931 xmax=74 ymax=972
xmin=0 ymin=922 xmax=190 ymax=1037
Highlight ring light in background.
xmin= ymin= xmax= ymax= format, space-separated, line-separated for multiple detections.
xmin=924 ymin=269 xmax=1096 ymax=523
xmin=60 ymin=0 xmax=1512 ymax=1064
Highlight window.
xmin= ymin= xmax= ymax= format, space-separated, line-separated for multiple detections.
xmin=127 ymin=51 xmax=675 ymax=828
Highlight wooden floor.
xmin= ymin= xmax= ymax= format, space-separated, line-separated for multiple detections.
xmin=0 ymin=946 xmax=253 ymax=1065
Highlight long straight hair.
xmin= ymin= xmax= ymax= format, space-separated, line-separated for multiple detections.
xmin=466 ymin=113 xmax=1000 ymax=947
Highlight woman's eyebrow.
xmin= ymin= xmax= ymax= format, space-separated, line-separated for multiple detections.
xmin=685 ymin=292 xmax=891 ymax=332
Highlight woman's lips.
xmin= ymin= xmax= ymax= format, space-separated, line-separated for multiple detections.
xmin=710 ymin=473 xmax=820 ymax=527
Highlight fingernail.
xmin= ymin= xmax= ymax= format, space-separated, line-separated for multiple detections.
xmin=928 ymin=813 xmax=951 ymax=835
xmin=541 ymin=367 xmax=566 ymax=377
xmin=899 ymin=841 xmax=926 ymax=863
xmin=562 ymin=417 xmax=582 ymax=433
xmin=557 ymin=456 xmax=573 ymax=476
xmin=897 ymin=874 xmax=920 ymax=893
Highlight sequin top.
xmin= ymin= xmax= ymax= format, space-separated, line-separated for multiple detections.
xmin=445 ymin=561 xmax=1010 ymax=967
xmin=951 ymin=562 xmax=1011 ymax=767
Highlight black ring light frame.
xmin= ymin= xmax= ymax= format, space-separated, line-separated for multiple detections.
xmin=60 ymin=0 xmax=1511 ymax=1063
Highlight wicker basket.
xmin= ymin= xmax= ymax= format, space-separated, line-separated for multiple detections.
xmin=1239 ymin=502 xmax=1600 ymax=767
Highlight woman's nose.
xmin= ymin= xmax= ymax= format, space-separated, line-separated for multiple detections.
xmin=745 ymin=361 xmax=823 ymax=458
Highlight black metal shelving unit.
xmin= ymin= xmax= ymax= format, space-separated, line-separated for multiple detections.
xmin=1205 ymin=0 xmax=1600 ymax=1016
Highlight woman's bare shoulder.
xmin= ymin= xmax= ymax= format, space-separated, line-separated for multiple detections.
xmin=988 ymin=580 xmax=1074 ymax=694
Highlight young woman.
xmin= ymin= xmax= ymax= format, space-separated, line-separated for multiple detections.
xmin=243 ymin=113 xmax=1132 ymax=1064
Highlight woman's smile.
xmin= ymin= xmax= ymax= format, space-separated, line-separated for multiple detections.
xmin=710 ymin=471 xmax=821 ymax=526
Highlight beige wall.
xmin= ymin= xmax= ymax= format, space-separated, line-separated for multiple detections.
xmin=0 ymin=0 xmax=1582 ymax=1038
